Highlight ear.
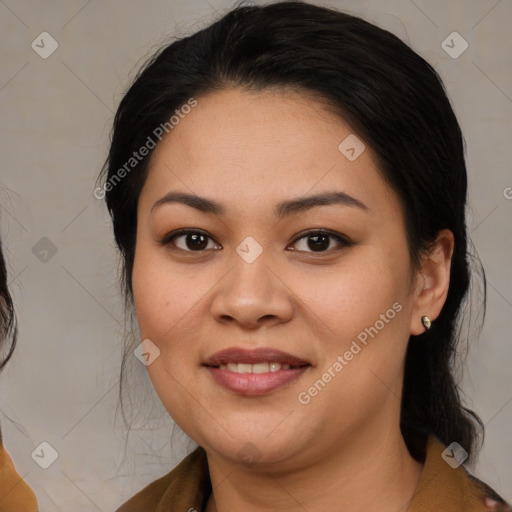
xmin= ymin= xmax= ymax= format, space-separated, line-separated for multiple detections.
xmin=410 ymin=229 xmax=454 ymax=335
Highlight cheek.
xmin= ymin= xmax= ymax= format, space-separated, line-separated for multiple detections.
xmin=131 ymin=249 xmax=201 ymax=420
xmin=130 ymin=244 xmax=215 ymax=403
xmin=295 ymin=271 xmax=410 ymax=430
xmin=296 ymin=253 xmax=410 ymax=345
xmin=132 ymin=245 xmax=195 ymax=340
xmin=294 ymin=248 xmax=414 ymax=415
xmin=131 ymin=253 xmax=163 ymax=339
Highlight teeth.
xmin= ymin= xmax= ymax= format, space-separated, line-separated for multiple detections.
xmin=252 ymin=362 xmax=270 ymax=373
xmin=270 ymin=362 xmax=280 ymax=372
xmin=217 ymin=362 xmax=292 ymax=373
xmin=237 ymin=363 xmax=252 ymax=374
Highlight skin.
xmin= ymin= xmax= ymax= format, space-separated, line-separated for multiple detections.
xmin=131 ymin=87 xmax=454 ymax=511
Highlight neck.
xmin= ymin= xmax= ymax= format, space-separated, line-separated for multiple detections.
xmin=205 ymin=424 xmax=424 ymax=512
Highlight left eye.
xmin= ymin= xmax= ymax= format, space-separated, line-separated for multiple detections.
xmin=289 ymin=230 xmax=352 ymax=253
xmin=161 ymin=229 xmax=351 ymax=253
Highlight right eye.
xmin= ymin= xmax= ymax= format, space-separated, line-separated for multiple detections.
xmin=161 ymin=229 xmax=222 ymax=252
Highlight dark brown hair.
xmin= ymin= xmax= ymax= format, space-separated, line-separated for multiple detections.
xmin=0 ymin=237 xmax=16 ymax=373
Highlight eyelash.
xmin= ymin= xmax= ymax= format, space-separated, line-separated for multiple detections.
xmin=160 ymin=228 xmax=353 ymax=254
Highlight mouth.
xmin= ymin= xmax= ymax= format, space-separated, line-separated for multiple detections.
xmin=216 ymin=361 xmax=301 ymax=373
xmin=203 ymin=347 xmax=311 ymax=395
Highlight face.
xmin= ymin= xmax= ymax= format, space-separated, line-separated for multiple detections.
xmin=132 ymin=87 xmax=423 ymax=469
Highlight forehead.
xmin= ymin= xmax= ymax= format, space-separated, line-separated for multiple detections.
xmin=151 ymin=87 xmax=349 ymax=169
xmin=141 ymin=87 xmax=399 ymax=219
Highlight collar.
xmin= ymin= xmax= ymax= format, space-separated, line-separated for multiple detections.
xmin=409 ymin=436 xmax=494 ymax=511
xmin=117 ymin=436 xmax=510 ymax=511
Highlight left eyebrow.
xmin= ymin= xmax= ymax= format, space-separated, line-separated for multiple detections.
xmin=275 ymin=191 xmax=368 ymax=218
xmin=150 ymin=190 xmax=368 ymax=217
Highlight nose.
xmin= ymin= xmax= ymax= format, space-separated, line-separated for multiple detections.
xmin=210 ymin=251 xmax=294 ymax=330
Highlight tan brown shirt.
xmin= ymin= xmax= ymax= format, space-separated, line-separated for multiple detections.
xmin=0 ymin=443 xmax=38 ymax=512
xmin=116 ymin=436 xmax=511 ymax=511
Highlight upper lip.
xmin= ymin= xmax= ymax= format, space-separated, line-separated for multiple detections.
xmin=203 ymin=347 xmax=310 ymax=367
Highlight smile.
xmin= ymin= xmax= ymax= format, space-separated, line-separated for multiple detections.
xmin=203 ymin=347 xmax=311 ymax=395
xmin=218 ymin=362 xmax=293 ymax=373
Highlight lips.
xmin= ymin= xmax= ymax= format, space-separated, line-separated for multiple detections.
xmin=203 ymin=347 xmax=311 ymax=395
xmin=203 ymin=347 xmax=310 ymax=367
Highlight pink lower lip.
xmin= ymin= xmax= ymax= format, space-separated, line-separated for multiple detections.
xmin=206 ymin=366 xmax=310 ymax=395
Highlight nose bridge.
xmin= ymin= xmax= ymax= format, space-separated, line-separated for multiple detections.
xmin=210 ymin=238 xmax=293 ymax=327
xmin=228 ymin=239 xmax=275 ymax=304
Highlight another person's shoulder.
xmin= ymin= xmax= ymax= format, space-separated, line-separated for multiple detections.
xmin=115 ymin=446 xmax=210 ymax=512
xmin=0 ymin=428 xmax=39 ymax=512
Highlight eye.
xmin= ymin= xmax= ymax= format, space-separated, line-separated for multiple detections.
xmin=161 ymin=229 xmax=221 ymax=252
xmin=161 ymin=228 xmax=352 ymax=254
xmin=288 ymin=230 xmax=352 ymax=253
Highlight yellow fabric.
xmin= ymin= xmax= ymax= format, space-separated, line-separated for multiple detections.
xmin=0 ymin=444 xmax=38 ymax=512
xmin=116 ymin=436 xmax=511 ymax=511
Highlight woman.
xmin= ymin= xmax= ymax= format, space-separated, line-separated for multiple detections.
xmin=0 ymin=237 xmax=38 ymax=511
xmin=100 ymin=2 xmax=511 ymax=510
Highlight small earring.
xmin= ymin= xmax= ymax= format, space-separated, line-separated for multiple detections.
xmin=421 ymin=315 xmax=432 ymax=331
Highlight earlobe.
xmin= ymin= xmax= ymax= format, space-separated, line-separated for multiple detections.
xmin=410 ymin=229 xmax=455 ymax=336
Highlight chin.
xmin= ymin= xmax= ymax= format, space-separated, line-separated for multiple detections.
xmin=196 ymin=429 xmax=303 ymax=469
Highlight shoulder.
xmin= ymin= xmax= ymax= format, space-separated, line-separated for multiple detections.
xmin=466 ymin=472 xmax=512 ymax=512
xmin=0 ymin=442 xmax=39 ymax=512
xmin=114 ymin=470 xmax=175 ymax=512
xmin=115 ymin=447 xmax=210 ymax=512
xmin=411 ymin=436 xmax=511 ymax=512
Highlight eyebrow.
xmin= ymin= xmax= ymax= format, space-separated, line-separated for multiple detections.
xmin=151 ymin=190 xmax=368 ymax=218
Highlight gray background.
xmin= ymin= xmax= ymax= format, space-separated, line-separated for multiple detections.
xmin=0 ymin=0 xmax=511 ymax=510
